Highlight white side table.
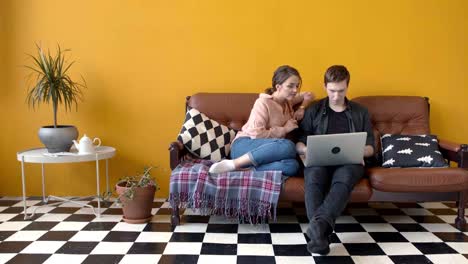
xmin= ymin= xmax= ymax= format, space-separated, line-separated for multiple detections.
xmin=17 ymin=146 xmax=116 ymax=220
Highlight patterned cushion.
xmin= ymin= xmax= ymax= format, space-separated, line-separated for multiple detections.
xmin=381 ymin=134 xmax=448 ymax=168
xmin=178 ymin=107 xmax=237 ymax=161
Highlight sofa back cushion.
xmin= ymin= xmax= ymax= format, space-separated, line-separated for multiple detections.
xmin=187 ymin=93 xmax=258 ymax=131
xmin=187 ymin=94 xmax=431 ymax=161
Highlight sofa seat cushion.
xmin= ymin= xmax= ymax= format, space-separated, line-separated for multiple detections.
xmin=279 ymin=177 xmax=372 ymax=203
xmin=368 ymin=167 xmax=468 ymax=192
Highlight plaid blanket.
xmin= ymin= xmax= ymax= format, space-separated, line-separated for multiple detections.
xmin=169 ymin=159 xmax=282 ymax=223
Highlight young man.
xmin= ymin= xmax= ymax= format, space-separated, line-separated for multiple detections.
xmin=296 ymin=65 xmax=375 ymax=255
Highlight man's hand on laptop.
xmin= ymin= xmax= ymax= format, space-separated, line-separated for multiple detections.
xmin=361 ymin=145 xmax=372 ymax=166
xmin=364 ymin=145 xmax=374 ymax=158
xmin=296 ymin=142 xmax=307 ymax=155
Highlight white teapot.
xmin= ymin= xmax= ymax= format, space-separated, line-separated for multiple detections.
xmin=72 ymin=134 xmax=101 ymax=154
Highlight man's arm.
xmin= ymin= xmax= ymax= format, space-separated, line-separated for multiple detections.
xmin=362 ymin=108 xmax=375 ymax=158
xmin=297 ymin=105 xmax=315 ymax=145
xmin=361 ymin=107 xmax=376 ymax=165
xmin=296 ymin=104 xmax=317 ymax=155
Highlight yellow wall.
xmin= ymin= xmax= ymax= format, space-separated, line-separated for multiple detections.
xmin=0 ymin=1 xmax=5 ymax=106
xmin=1 ymin=0 xmax=467 ymax=198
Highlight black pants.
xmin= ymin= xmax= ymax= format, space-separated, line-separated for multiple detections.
xmin=304 ymin=164 xmax=364 ymax=229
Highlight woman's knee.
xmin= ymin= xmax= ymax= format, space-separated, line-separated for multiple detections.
xmin=281 ymin=159 xmax=300 ymax=176
xmin=230 ymin=146 xmax=243 ymax=159
xmin=276 ymin=139 xmax=297 ymax=158
xmin=230 ymin=138 xmax=250 ymax=159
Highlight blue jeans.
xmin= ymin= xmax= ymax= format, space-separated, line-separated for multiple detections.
xmin=230 ymin=137 xmax=299 ymax=176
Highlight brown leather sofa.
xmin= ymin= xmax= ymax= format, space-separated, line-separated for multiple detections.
xmin=169 ymin=93 xmax=468 ymax=229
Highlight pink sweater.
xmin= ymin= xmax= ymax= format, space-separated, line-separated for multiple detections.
xmin=235 ymin=93 xmax=294 ymax=140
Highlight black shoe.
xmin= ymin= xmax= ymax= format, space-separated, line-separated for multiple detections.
xmin=307 ymin=240 xmax=330 ymax=255
xmin=306 ymin=220 xmax=330 ymax=255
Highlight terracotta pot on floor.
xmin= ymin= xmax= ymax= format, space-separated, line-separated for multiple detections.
xmin=115 ymin=181 xmax=156 ymax=224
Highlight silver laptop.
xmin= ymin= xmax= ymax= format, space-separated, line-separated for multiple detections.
xmin=301 ymin=132 xmax=367 ymax=167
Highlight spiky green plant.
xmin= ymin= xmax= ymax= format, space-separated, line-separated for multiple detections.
xmin=115 ymin=166 xmax=159 ymax=205
xmin=25 ymin=44 xmax=86 ymax=127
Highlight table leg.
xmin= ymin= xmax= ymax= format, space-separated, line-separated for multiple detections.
xmin=106 ymin=159 xmax=109 ymax=197
xmin=20 ymin=157 xmax=29 ymax=220
xmin=96 ymin=154 xmax=101 ymax=217
xmin=41 ymin=163 xmax=46 ymax=203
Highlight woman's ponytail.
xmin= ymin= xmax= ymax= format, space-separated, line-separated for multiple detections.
xmin=264 ymin=87 xmax=276 ymax=95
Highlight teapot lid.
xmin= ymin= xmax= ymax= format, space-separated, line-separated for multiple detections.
xmin=80 ymin=134 xmax=92 ymax=142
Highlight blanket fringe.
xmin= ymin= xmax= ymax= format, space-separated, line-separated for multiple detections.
xmin=170 ymin=192 xmax=277 ymax=224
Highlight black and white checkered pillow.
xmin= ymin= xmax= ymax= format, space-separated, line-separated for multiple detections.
xmin=381 ymin=134 xmax=448 ymax=168
xmin=178 ymin=107 xmax=237 ymax=161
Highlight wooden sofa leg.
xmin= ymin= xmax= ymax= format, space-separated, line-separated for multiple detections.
xmin=171 ymin=205 xmax=180 ymax=227
xmin=455 ymin=191 xmax=467 ymax=230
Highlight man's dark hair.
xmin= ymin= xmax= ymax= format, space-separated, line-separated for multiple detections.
xmin=324 ymin=65 xmax=350 ymax=85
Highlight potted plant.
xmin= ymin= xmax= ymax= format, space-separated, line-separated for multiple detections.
xmin=25 ymin=43 xmax=86 ymax=153
xmin=115 ymin=166 xmax=159 ymax=224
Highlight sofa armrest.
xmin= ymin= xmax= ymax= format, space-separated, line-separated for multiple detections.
xmin=169 ymin=141 xmax=187 ymax=170
xmin=439 ymin=139 xmax=468 ymax=168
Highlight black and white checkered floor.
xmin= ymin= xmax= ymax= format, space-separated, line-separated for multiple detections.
xmin=0 ymin=197 xmax=467 ymax=264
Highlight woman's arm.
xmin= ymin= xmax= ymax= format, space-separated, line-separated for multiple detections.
xmin=292 ymin=92 xmax=315 ymax=121
xmin=290 ymin=91 xmax=315 ymax=107
xmin=243 ymin=99 xmax=296 ymax=139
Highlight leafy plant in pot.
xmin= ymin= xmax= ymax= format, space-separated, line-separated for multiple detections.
xmin=25 ymin=44 xmax=86 ymax=153
xmin=115 ymin=166 xmax=159 ymax=224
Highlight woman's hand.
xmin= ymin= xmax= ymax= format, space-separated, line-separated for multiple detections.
xmin=293 ymin=91 xmax=314 ymax=121
xmin=301 ymin=91 xmax=315 ymax=104
xmin=293 ymin=108 xmax=305 ymax=121
xmin=284 ymin=119 xmax=298 ymax=133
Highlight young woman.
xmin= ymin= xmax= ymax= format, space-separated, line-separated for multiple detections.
xmin=209 ymin=65 xmax=314 ymax=176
